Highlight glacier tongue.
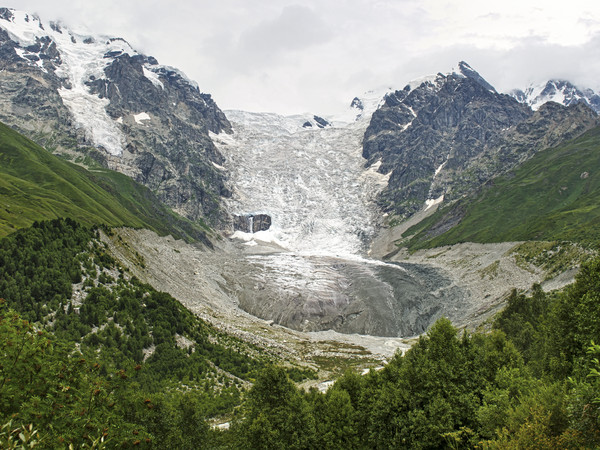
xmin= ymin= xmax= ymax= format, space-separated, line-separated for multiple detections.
xmin=212 ymin=109 xmax=468 ymax=337
xmin=215 ymin=110 xmax=388 ymax=257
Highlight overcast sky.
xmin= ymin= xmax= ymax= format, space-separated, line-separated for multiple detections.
xmin=4 ymin=0 xmax=600 ymax=115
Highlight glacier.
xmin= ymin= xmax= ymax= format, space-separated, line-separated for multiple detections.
xmin=215 ymin=109 xmax=388 ymax=257
xmin=211 ymin=103 xmax=468 ymax=337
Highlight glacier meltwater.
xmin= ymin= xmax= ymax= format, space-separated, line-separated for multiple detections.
xmin=211 ymin=107 xmax=468 ymax=338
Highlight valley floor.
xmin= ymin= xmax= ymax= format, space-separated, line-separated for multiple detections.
xmin=103 ymin=226 xmax=578 ymax=384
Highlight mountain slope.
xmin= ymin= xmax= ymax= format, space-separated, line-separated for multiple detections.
xmin=363 ymin=62 xmax=599 ymax=223
xmin=0 ymin=7 xmax=231 ymax=225
xmin=0 ymin=218 xmax=287 ymax=447
xmin=0 ymin=120 xmax=211 ymax=243
xmin=404 ymin=125 xmax=600 ymax=248
xmin=363 ymin=62 xmax=531 ymax=218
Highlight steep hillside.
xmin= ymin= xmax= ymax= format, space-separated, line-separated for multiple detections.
xmin=0 ymin=219 xmax=286 ymax=447
xmin=363 ymin=62 xmax=598 ymax=221
xmin=404 ymin=125 xmax=600 ymax=249
xmin=0 ymin=8 xmax=231 ymax=225
xmin=0 ymin=120 xmax=211 ymax=243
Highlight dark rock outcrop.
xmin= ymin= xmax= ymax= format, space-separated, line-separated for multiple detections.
xmin=0 ymin=29 xmax=79 ymax=155
xmin=85 ymin=52 xmax=232 ymax=223
xmin=350 ymin=97 xmax=364 ymax=111
xmin=233 ymin=214 xmax=272 ymax=233
xmin=252 ymin=214 xmax=272 ymax=232
xmin=313 ymin=115 xmax=330 ymax=128
xmin=442 ymin=101 xmax=600 ymax=202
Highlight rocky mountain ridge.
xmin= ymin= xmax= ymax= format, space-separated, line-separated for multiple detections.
xmin=0 ymin=7 xmax=231 ymax=224
xmin=2 ymin=8 xmax=597 ymax=235
xmin=362 ymin=61 xmax=599 ymax=221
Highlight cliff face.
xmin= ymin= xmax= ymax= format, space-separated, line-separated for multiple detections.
xmin=363 ymin=62 xmax=599 ymax=220
xmin=86 ymin=53 xmax=232 ymax=223
xmin=0 ymin=8 xmax=231 ymax=225
xmin=0 ymin=27 xmax=79 ymax=152
xmin=233 ymin=214 xmax=272 ymax=233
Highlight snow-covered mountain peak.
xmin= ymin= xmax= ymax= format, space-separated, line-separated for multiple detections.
xmin=454 ymin=60 xmax=497 ymax=93
xmin=401 ymin=61 xmax=496 ymax=96
xmin=0 ymin=7 xmax=203 ymax=156
xmin=235 ymin=87 xmax=394 ymax=130
xmin=510 ymin=80 xmax=600 ymax=113
xmin=332 ymin=62 xmax=497 ymax=127
xmin=0 ymin=8 xmax=136 ymax=155
xmin=329 ymin=87 xmax=395 ymax=124
xmin=352 ymin=87 xmax=396 ymax=116
xmin=0 ymin=8 xmax=135 ymax=56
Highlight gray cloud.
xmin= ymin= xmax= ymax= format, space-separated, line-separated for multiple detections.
xmin=393 ymin=34 xmax=600 ymax=94
xmin=241 ymin=5 xmax=332 ymax=54
xmin=3 ymin=0 xmax=600 ymax=114
xmin=199 ymin=4 xmax=333 ymax=77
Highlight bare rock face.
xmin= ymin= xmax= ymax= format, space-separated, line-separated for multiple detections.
xmin=87 ymin=53 xmax=232 ymax=224
xmin=363 ymin=61 xmax=599 ymax=220
xmin=0 ymin=9 xmax=232 ymax=226
xmin=252 ymin=214 xmax=272 ymax=232
xmin=0 ymin=27 xmax=83 ymax=157
xmin=363 ymin=64 xmax=531 ymax=218
xmin=233 ymin=214 xmax=272 ymax=233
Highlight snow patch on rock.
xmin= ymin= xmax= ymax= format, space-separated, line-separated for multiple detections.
xmin=133 ymin=112 xmax=151 ymax=125
xmin=142 ymin=66 xmax=164 ymax=89
xmin=424 ymin=195 xmax=444 ymax=211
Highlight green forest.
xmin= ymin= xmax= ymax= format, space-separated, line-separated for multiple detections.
xmin=0 ymin=219 xmax=301 ymax=448
xmin=2 ymin=220 xmax=600 ymax=448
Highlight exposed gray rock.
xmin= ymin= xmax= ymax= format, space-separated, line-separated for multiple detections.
xmin=85 ymin=52 xmax=232 ymax=223
xmin=252 ymin=214 xmax=272 ymax=232
xmin=445 ymin=101 xmax=600 ymax=202
xmin=0 ymin=30 xmax=82 ymax=157
xmin=0 ymin=10 xmax=232 ymax=226
xmin=233 ymin=215 xmax=249 ymax=233
xmin=0 ymin=7 xmax=14 ymax=21
xmin=233 ymin=214 xmax=272 ymax=233
xmin=457 ymin=61 xmax=496 ymax=93
xmin=363 ymin=62 xmax=599 ymax=220
xmin=313 ymin=115 xmax=330 ymax=128
xmin=350 ymin=97 xmax=364 ymax=111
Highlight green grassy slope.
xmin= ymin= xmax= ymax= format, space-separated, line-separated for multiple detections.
xmin=0 ymin=121 xmax=211 ymax=243
xmin=406 ymin=125 xmax=600 ymax=249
